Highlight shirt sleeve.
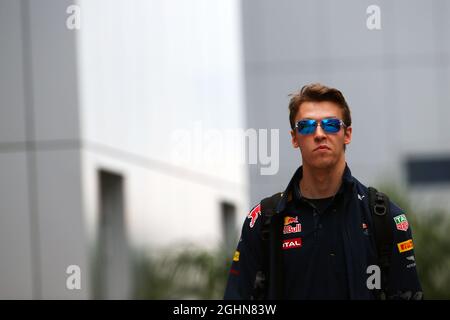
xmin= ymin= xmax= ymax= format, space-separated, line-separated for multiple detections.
xmin=386 ymin=202 xmax=424 ymax=300
xmin=223 ymin=203 xmax=263 ymax=300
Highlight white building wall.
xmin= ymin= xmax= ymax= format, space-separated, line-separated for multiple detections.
xmin=76 ymin=0 xmax=248 ymax=253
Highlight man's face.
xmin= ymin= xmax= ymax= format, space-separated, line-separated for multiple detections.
xmin=290 ymin=101 xmax=352 ymax=169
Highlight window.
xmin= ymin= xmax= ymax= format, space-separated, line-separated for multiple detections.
xmin=95 ymin=170 xmax=131 ymax=299
xmin=220 ymin=201 xmax=237 ymax=251
xmin=406 ymin=156 xmax=450 ymax=185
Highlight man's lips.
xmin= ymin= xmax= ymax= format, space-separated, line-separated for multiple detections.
xmin=314 ymin=145 xmax=331 ymax=151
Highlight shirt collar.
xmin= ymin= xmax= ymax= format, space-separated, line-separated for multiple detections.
xmin=276 ymin=163 xmax=355 ymax=213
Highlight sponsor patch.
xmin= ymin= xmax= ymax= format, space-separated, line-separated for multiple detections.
xmin=394 ymin=214 xmax=409 ymax=231
xmin=283 ymin=223 xmax=301 ymax=234
xmin=247 ymin=204 xmax=261 ymax=228
xmin=362 ymin=222 xmax=369 ymax=236
xmin=282 ymin=237 xmax=302 ymax=250
xmin=284 ymin=216 xmax=298 ymax=226
xmin=406 ymin=255 xmax=416 ymax=268
xmin=397 ymin=239 xmax=414 ymax=253
xmin=233 ymin=251 xmax=240 ymax=262
xmin=230 ymin=269 xmax=240 ymax=275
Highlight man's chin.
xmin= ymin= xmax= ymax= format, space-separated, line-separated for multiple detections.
xmin=307 ymin=156 xmax=337 ymax=170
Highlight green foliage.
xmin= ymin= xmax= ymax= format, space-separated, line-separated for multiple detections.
xmin=132 ymin=244 xmax=232 ymax=299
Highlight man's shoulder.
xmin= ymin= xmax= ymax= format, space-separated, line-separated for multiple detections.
xmin=253 ymin=192 xmax=284 ymax=210
xmin=388 ymin=200 xmax=406 ymax=220
xmin=351 ymin=177 xmax=405 ymax=214
xmin=261 ymin=191 xmax=284 ymax=203
xmin=244 ymin=192 xmax=283 ymax=230
xmin=350 ymin=176 xmax=369 ymax=193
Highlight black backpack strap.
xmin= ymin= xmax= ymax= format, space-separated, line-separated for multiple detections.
xmin=368 ymin=187 xmax=394 ymax=300
xmin=252 ymin=192 xmax=283 ymax=300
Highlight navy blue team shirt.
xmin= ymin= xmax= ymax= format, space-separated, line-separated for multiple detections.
xmin=224 ymin=164 xmax=423 ymax=300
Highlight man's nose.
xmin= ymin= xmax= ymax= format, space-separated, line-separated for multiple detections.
xmin=314 ymin=124 xmax=327 ymax=141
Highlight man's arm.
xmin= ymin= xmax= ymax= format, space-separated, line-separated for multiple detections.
xmin=223 ymin=203 xmax=263 ymax=300
xmin=387 ymin=202 xmax=423 ymax=300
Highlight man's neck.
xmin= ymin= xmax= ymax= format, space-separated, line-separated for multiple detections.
xmin=299 ymin=159 xmax=346 ymax=199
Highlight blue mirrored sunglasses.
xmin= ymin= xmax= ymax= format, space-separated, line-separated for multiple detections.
xmin=295 ymin=118 xmax=346 ymax=135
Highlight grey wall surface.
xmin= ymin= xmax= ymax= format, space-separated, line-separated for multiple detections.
xmin=0 ymin=0 xmax=88 ymax=299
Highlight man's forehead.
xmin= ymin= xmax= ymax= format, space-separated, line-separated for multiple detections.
xmin=296 ymin=101 xmax=343 ymax=119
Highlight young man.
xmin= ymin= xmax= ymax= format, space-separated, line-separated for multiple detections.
xmin=224 ymin=83 xmax=423 ymax=300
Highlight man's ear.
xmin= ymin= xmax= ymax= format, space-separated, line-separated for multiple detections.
xmin=344 ymin=126 xmax=352 ymax=145
xmin=291 ymin=130 xmax=299 ymax=148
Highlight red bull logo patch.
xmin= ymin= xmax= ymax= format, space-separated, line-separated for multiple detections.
xmin=247 ymin=204 xmax=261 ymax=228
xmin=282 ymin=237 xmax=302 ymax=250
xmin=284 ymin=216 xmax=298 ymax=226
xmin=283 ymin=223 xmax=301 ymax=234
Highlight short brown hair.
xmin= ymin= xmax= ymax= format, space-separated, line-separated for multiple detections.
xmin=288 ymin=83 xmax=352 ymax=130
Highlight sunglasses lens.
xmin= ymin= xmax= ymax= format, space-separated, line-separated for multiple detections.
xmin=321 ymin=119 xmax=341 ymax=133
xmin=297 ymin=120 xmax=317 ymax=134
